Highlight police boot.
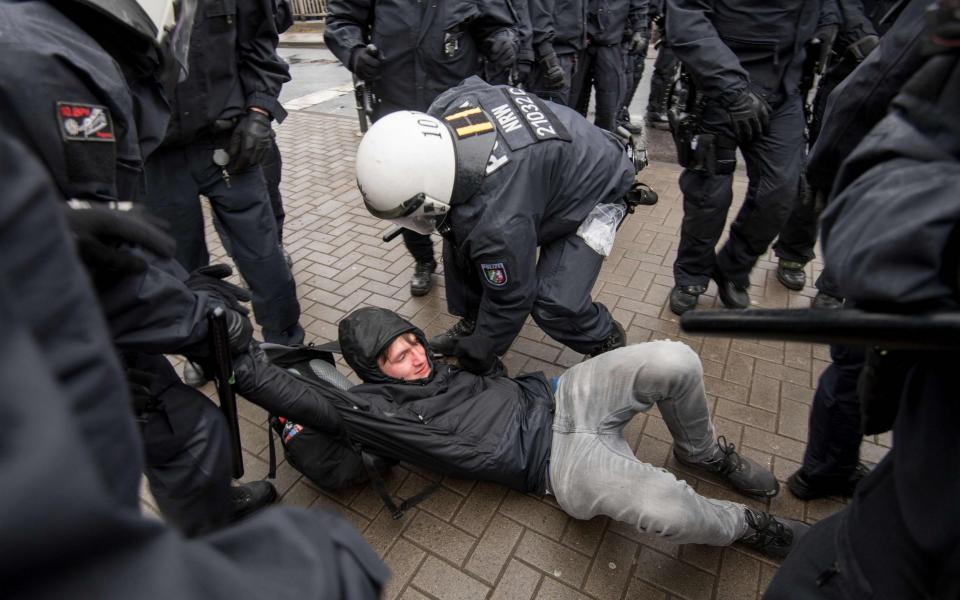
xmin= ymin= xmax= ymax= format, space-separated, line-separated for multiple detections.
xmin=713 ymin=271 xmax=750 ymax=309
xmin=429 ymin=317 xmax=476 ymax=356
xmin=410 ymin=259 xmax=437 ymax=297
xmin=229 ymin=480 xmax=277 ymax=522
xmin=786 ymin=462 xmax=871 ymax=501
xmin=776 ymin=259 xmax=806 ymax=291
xmin=737 ymin=509 xmax=810 ymax=560
xmin=588 ymin=319 xmax=627 ymax=358
xmin=675 ymin=436 xmax=780 ymax=498
xmin=812 ymin=291 xmax=843 ymax=309
xmin=669 ymin=284 xmax=706 ymax=315
xmin=645 ymin=82 xmax=670 ymax=129
xmin=182 ymin=360 xmax=208 ymax=388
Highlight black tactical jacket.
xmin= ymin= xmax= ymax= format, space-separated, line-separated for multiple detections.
xmin=236 ymin=307 xmax=556 ymax=493
xmin=324 ymin=0 xmax=517 ymax=112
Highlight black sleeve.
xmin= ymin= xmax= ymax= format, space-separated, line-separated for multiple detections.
xmin=665 ymin=0 xmax=749 ymax=105
xmin=529 ymin=0 xmax=557 ymax=57
xmin=471 ymin=0 xmax=521 ymax=45
xmin=628 ymin=0 xmax=649 ymax=37
xmin=237 ymin=0 xmax=291 ymax=121
xmin=323 ymin=0 xmax=373 ymax=70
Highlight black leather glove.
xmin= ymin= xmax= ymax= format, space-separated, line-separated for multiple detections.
xmin=227 ymin=110 xmax=273 ymax=172
xmin=540 ymin=52 xmax=567 ymax=89
xmin=63 ymin=203 xmax=176 ymax=280
xmin=726 ymin=89 xmax=771 ymax=143
xmin=485 ymin=30 xmax=517 ymax=71
xmin=813 ymin=23 xmax=839 ymax=70
xmin=351 ymin=44 xmax=383 ymax=80
xmin=628 ymin=30 xmax=649 ymax=54
xmin=185 ymin=264 xmax=251 ymax=315
xmin=846 ymin=34 xmax=879 ymax=62
xmin=452 ymin=334 xmax=500 ymax=375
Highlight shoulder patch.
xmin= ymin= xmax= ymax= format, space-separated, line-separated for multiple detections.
xmin=56 ymin=102 xmax=114 ymax=142
xmin=479 ymin=88 xmax=571 ymax=151
xmin=480 ymin=262 xmax=508 ymax=287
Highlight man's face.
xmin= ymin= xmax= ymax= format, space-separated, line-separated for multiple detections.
xmin=378 ymin=333 xmax=431 ymax=381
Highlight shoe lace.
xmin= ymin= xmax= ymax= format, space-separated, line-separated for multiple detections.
xmin=743 ymin=510 xmax=792 ymax=549
xmin=715 ymin=436 xmax=744 ymax=476
xmin=447 ymin=318 xmax=475 ymax=337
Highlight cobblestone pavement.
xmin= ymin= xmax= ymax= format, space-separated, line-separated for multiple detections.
xmin=146 ymin=109 xmax=892 ymax=600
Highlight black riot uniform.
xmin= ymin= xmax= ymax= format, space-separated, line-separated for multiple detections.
xmin=666 ymin=0 xmax=838 ymax=305
xmin=324 ymin=0 xmax=519 ymax=292
xmin=428 ymin=77 xmax=635 ymax=356
xmin=143 ymin=0 xmax=303 ymax=345
xmin=570 ymin=0 xmax=647 ymax=132
xmin=645 ymin=0 xmax=678 ymax=126
xmin=527 ymin=0 xmax=587 ymax=105
xmin=0 ymin=134 xmax=388 ymax=600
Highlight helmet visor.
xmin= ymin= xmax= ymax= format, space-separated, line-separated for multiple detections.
xmin=363 ymin=192 xmax=448 ymax=235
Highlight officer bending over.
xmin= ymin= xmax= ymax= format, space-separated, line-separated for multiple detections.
xmin=235 ymin=306 xmax=808 ymax=559
xmin=356 ymin=76 xmax=640 ymax=358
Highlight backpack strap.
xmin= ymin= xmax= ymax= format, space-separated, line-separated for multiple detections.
xmin=360 ymin=448 xmax=440 ymax=520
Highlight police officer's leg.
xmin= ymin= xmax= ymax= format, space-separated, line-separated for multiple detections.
xmin=570 ymin=47 xmax=596 ymax=117
xmin=403 ymin=229 xmax=437 ymax=296
xmin=261 ymin=139 xmax=285 ymax=244
xmin=716 ymin=96 xmax=805 ymax=288
xmin=673 ymin=107 xmax=739 ymax=289
xmin=143 ymin=146 xmax=208 ymax=271
xmin=530 ymin=232 xmax=615 ymax=354
xmin=194 ymin=144 xmax=304 ymax=345
xmin=592 ymin=44 xmax=627 ymax=132
xmin=620 ymin=44 xmax=648 ymax=129
xmin=773 ymin=176 xmax=819 ymax=290
xmin=763 ymin=511 xmax=850 ymax=599
xmin=134 ymin=353 xmax=233 ymax=535
xmin=646 ymin=45 xmax=677 ymax=124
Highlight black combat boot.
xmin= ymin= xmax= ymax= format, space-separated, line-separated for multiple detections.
xmin=669 ymin=284 xmax=706 ymax=315
xmin=675 ymin=436 xmax=780 ymax=498
xmin=229 ymin=480 xmax=277 ymax=522
xmin=812 ymin=291 xmax=843 ymax=309
xmin=410 ymin=259 xmax=437 ymax=297
xmin=786 ymin=462 xmax=871 ymax=500
xmin=588 ymin=319 xmax=627 ymax=357
xmin=428 ymin=317 xmax=476 ymax=356
xmin=713 ymin=271 xmax=750 ymax=309
xmin=776 ymin=259 xmax=806 ymax=290
xmin=738 ymin=509 xmax=810 ymax=560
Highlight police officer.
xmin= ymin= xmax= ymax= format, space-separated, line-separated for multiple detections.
xmin=644 ymin=0 xmax=678 ymax=128
xmin=0 ymin=0 xmax=277 ymax=532
xmin=143 ymin=0 xmax=304 ymax=347
xmin=665 ymin=0 xmax=839 ymax=314
xmin=570 ymin=0 xmax=647 ymax=132
xmin=527 ymin=0 xmax=587 ymax=106
xmin=355 ymin=76 xmax=636 ymax=357
xmin=618 ymin=0 xmax=652 ymax=133
xmin=324 ymin=0 xmax=519 ymax=298
xmin=773 ymin=0 xmax=909 ymax=301
xmin=0 ymin=133 xmax=387 ymax=599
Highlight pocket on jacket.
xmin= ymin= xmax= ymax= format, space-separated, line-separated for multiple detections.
xmin=204 ymin=0 xmax=237 ymax=35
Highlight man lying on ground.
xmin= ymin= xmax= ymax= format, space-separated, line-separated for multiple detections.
xmin=235 ymin=306 xmax=808 ymax=558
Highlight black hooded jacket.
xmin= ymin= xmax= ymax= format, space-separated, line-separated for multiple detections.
xmin=235 ymin=307 xmax=555 ymax=493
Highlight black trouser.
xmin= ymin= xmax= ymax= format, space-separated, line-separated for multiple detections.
xmin=262 ymin=137 xmax=285 ymax=243
xmin=134 ymin=353 xmax=233 ymax=537
xmin=763 ymin=511 xmax=858 ymax=599
xmin=799 ymin=344 xmax=865 ymax=483
xmin=674 ymin=96 xmax=805 ymax=288
xmin=571 ymin=43 xmax=626 ymax=132
xmin=402 ymin=229 xmax=435 ymax=265
xmin=620 ymin=43 xmax=649 ymax=121
xmin=528 ymin=52 xmax=578 ymax=106
xmin=647 ymin=45 xmax=678 ymax=114
xmin=143 ymin=139 xmax=303 ymax=345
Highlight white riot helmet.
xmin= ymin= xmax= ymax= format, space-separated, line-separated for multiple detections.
xmin=356 ymin=111 xmax=456 ymax=235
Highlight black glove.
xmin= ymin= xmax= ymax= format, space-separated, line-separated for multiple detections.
xmin=516 ymin=59 xmax=533 ymax=85
xmin=185 ymin=264 xmax=251 ymax=315
xmin=485 ymin=30 xmax=517 ymax=71
xmin=351 ymin=45 xmax=383 ymax=81
xmin=540 ymin=52 xmax=567 ymax=89
xmin=726 ymin=89 xmax=771 ymax=143
xmin=813 ymin=23 xmax=839 ymax=70
xmin=452 ymin=334 xmax=500 ymax=375
xmin=63 ymin=203 xmax=176 ymax=280
xmin=846 ymin=34 xmax=879 ymax=62
xmin=628 ymin=30 xmax=649 ymax=54
xmin=223 ymin=306 xmax=254 ymax=354
xmin=227 ymin=110 xmax=273 ymax=172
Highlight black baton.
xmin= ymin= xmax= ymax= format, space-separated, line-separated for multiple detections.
xmin=208 ymin=307 xmax=244 ymax=478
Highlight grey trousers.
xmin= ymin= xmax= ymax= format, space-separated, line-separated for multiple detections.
xmin=549 ymin=341 xmax=747 ymax=545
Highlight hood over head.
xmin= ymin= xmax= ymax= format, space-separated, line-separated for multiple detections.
xmin=338 ymin=307 xmax=435 ymax=384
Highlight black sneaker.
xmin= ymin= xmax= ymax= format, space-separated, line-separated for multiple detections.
xmin=229 ymin=480 xmax=277 ymax=522
xmin=811 ymin=291 xmax=843 ymax=309
xmin=669 ymin=284 xmax=706 ymax=315
xmin=786 ymin=463 xmax=871 ymax=501
xmin=410 ymin=260 xmax=437 ymax=297
xmin=713 ymin=272 xmax=750 ymax=309
xmin=776 ymin=259 xmax=806 ymax=291
xmin=429 ymin=317 xmax=476 ymax=356
xmin=675 ymin=436 xmax=780 ymax=498
xmin=588 ymin=319 xmax=627 ymax=358
xmin=738 ymin=509 xmax=809 ymax=560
